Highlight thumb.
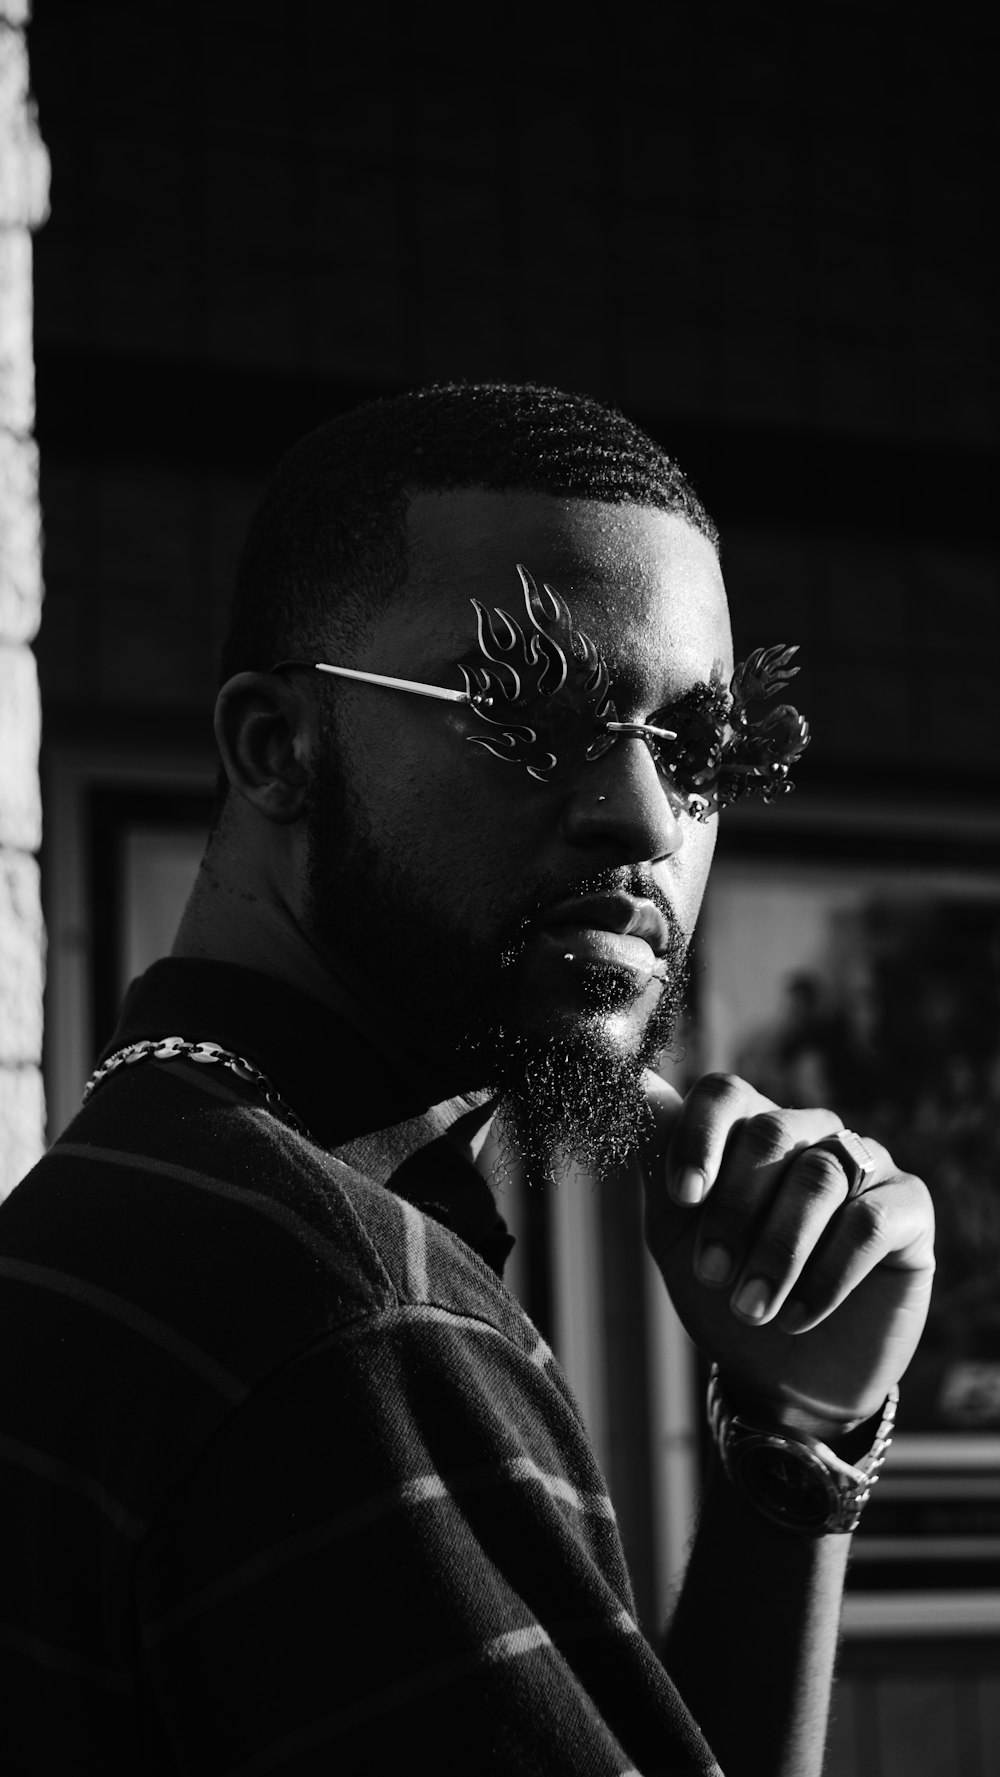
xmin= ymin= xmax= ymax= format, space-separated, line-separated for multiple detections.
xmin=638 ymin=1068 xmax=684 ymax=1195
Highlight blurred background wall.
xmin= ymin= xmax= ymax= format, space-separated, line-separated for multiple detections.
xmin=15 ymin=4 xmax=1000 ymax=1771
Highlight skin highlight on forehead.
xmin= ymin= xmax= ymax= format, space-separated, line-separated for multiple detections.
xmin=389 ymin=488 xmax=734 ymax=700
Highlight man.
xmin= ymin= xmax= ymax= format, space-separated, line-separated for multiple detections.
xmin=0 ymin=384 xmax=934 ymax=1775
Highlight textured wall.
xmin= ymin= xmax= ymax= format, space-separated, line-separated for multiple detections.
xmin=0 ymin=0 xmax=47 ymax=1196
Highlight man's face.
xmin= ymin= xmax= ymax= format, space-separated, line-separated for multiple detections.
xmin=304 ymin=489 xmax=732 ymax=1170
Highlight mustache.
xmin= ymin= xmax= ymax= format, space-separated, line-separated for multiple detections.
xmin=498 ymin=866 xmax=686 ymax=966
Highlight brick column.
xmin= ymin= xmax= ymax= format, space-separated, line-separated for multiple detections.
xmin=0 ymin=0 xmax=49 ymax=1197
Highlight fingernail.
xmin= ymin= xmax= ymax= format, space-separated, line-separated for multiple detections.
xmin=696 ymin=1243 xmax=732 ymax=1285
xmin=673 ymin=1166 xmax=706 ymax=1206
xmin=733 ymin=1277 xmax=771 ymax=1321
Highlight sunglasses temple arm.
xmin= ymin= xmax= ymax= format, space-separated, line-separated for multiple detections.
xmin=297 ymin=665 xmax=679 ymax=742
xmin=311 ymin=663 xmax=472 ymax=705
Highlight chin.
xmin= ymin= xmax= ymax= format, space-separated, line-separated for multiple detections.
xmin=490 ymin=1004 xmax=655 ymax=1181
xmin=527 ymin=961 xmax=668 ymax=1053
xmin=472 ymin=937 xmax=690 ymax=1179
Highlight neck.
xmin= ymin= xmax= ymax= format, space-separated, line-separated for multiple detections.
xmin=173 ymin=848 xmax=487 ymax=1105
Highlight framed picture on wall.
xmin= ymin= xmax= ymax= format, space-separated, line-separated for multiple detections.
xmin=698 ymin=797 xmax=1000 ymax=1634
xmin=43 ymin=745 xmax=217 ymax=1142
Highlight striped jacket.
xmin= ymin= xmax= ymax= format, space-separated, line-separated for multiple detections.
xmin=0 ymin=960 xmax=721 ymax=1774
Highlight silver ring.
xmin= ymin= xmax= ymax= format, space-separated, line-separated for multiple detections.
xmin=812 ymin=1129 xmax=878 ymax=1200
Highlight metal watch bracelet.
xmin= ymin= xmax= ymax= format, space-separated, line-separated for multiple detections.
xmin=707 ymin=1364 xmax=899 ymax=1535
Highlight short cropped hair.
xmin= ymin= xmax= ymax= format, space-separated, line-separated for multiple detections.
xmin=218 ymin=382 xmax=718 ymax=683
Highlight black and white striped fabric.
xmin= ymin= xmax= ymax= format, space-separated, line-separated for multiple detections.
xmin=0 ymin=960 xmax=721 ymax=1775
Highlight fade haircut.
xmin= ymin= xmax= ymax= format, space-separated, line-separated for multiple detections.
xmin=218 ymin=382 xmax=719 ymax=682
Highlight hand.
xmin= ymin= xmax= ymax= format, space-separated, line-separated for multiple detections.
xmin=640 ymin=1070 xmax=936 ymax=1435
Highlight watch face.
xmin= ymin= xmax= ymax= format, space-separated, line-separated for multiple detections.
xmin=732 ymin=1437 xmax=840 ymax=1532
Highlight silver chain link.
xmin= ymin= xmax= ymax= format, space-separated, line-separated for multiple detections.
xmin=83 ymin=1037 xmax=312 ymax=1139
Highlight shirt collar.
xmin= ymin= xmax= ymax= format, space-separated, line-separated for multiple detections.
xmin=105 ymin=958 xmax=513 ymax=1275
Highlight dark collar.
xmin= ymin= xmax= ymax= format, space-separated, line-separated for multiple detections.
xmin=104 ymin=958 xmax=514 ymax=1277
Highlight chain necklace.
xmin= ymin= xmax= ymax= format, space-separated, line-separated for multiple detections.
xmin=83 ymin=1037 xmax=313 ymax=1140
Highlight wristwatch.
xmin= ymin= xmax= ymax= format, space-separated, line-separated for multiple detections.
xmin=707 ymin=1365 xmax=898 ymax=1535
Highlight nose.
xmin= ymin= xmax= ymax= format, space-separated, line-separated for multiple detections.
xmin=557 ymin=735 xmax=685 ymax=865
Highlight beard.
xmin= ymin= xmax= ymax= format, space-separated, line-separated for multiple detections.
xmin=483 ymin=939 xmax=690 ymax=1182
xmin=305 ymin=731 xmax=692 ymax=1181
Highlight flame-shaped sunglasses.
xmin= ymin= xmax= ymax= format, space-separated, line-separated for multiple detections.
xmin=272 ymin=564 xmax=809 ymax=819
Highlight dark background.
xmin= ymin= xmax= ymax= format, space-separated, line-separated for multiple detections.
xmin=28 ymin=1 xmax=1000 ymax=796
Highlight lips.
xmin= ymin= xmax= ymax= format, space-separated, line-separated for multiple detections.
xmin=536 ymin=891 xmax=672 ymax=959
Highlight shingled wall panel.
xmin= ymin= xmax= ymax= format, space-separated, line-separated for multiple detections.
xmin=0 ymin=0 xmax=47 ymax=1196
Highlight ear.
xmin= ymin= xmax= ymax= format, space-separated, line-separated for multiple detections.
xmin=214 ymin=672 xmax=312 ymax=824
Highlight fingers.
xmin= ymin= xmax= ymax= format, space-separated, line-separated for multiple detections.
xmin=665 ymin=1072 xmax=841 ymax=1208
xmin=691 ymin=1125 xmax=932 ymax=1334
xmin=663 ymin=1072 xmax=843 ymax=1223
xmin=692 ymin=1133 xmax=859 ymax=1319
xmin=769 ymin=1167 xmax=936 ymax=1334
xmin=656 ymin=1071 xmax=928 ymax=1329
xmin=666 ymin=1072 xmax=770 ymax=1206
xmin=641 ymin=1071 xmax=937 ymax=1426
